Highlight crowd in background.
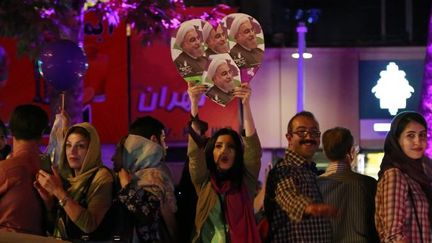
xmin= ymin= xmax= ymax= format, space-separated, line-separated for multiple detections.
xmin=0 ymin=83 xmax=431 ymax=243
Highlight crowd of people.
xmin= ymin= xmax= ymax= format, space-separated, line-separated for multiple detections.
xmin=0 ymin=88 xmax=432 ymax=242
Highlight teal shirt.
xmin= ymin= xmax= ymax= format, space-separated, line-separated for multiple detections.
xmin=200 ymin=198 xmax=227 ymax=243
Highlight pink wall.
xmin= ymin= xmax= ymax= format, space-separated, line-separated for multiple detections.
xmin=250 ymin=47 xmax=425 ymax=149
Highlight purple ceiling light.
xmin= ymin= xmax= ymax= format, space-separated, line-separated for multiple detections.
xmin=420 ymin=7 xmax=432 ymax=157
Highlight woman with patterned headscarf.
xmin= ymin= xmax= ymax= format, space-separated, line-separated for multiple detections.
xmin=111 ymin=116 xmax=177 ymax=242
xmin=375 ymin=111 xmax=432 ymax=242
xmin=111 ymin=117 xmax=177 ymax=242
xmin=34 ymin=122 xmax=113 ymax=241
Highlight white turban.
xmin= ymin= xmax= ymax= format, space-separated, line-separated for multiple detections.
xmin=228 ymin=15 xmax=250 ymax=40
xmin=206 ymin=57 xmax=227 ymax=82
xmin=175 ymin=20 xmax=196 ymax=48
xmin=202 ymin=22 xmax=213 ymax=43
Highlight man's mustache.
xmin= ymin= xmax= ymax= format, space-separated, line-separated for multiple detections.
xmin=300 ymin=140 xmax=317 ymax=145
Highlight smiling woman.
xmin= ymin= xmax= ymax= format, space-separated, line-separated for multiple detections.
xmin=375 ymin=111 xmax=432 ymax=242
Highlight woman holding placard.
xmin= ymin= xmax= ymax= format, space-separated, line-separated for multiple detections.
xmin=186 ymin=82 xmax=262 ymax=243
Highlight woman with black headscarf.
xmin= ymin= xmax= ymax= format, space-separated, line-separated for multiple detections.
xmin=375 ymin=111 xmax=432 ymax=243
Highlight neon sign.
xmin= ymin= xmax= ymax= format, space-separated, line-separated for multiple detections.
xmin=371 ymin=62 xmax=414 ymax=115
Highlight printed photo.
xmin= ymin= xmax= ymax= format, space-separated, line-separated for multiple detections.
xmin=171 ymin=19 xmax=208 ymax=83
xmin=223 ymin=13 xmax=265 ymax=82
xmin=202 ymin=53 xmax=241 ymax=107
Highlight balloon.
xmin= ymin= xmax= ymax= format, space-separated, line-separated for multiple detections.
xmin=38 ymin=40 xmax=88 ymax=91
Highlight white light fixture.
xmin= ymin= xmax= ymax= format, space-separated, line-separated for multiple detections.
xmin=373 ymin=123 xmax=391 ymax=132
xmin=291 ymin=52 xmax=313 ymax=59
xmin=371 ymin=62 xmax=414 ymax=115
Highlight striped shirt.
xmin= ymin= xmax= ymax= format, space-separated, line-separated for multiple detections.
xmin=320 ymin=162 xmax=350 ymax=177
xmin=375 ymin=168 xmax=431 ymax=243
xmin=318 ymin=162 xmax=379 ymax=243
xmin=265 ymin=150 xmax=332 ymax=243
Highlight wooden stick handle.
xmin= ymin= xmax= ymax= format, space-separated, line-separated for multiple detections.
xmin=60 ymin=92 xmax=65 ymax=112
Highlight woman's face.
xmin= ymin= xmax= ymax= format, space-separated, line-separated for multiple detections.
xmin=66 ymin=133 xmax=89 ymax=170
xmin=398 ymin=121 xmax=427 ymax=160
xmin=213 ymin=62 xmax=234 ymax=92
xmin=213 ymin=134 xmax=236 ymax=171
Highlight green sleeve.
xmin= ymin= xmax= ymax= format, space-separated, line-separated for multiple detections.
xmin=242 ymin=132 xmax=262 ymax=197
xmin=187 ymin=135 xmax=209 ymax=192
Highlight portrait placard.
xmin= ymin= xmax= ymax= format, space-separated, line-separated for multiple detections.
xmin=170 ymin=13 xmax=265 ymax=107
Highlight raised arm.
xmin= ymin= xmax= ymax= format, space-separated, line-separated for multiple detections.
xmin=187 ymin=82 xmax=210 ymax=188
xmin=234 ymin=83 xmax=262 ymax=196
xmin=233 ymin=83 xmax=255 ymax=136
xmin=187 ymin=82 xmax=207 ymax=134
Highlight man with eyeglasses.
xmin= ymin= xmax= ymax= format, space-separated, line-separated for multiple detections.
xmin=264 ymin=111 xmax=336 ymax=243
xmin=317 ymin=127 xmax=379 ymax=243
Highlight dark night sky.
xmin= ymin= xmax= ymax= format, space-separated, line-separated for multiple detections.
xmin=187 ymin=0 xmax=431 ymax=47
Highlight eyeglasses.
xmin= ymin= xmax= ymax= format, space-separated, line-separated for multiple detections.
xmin=290 ymin=130 xmax=321 ymax=138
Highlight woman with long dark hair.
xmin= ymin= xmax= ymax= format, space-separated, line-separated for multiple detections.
xmin=375 ymin=111 xmax=432 ymax=242
xmin=187 ymin=82 xmax=262 ymax=243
